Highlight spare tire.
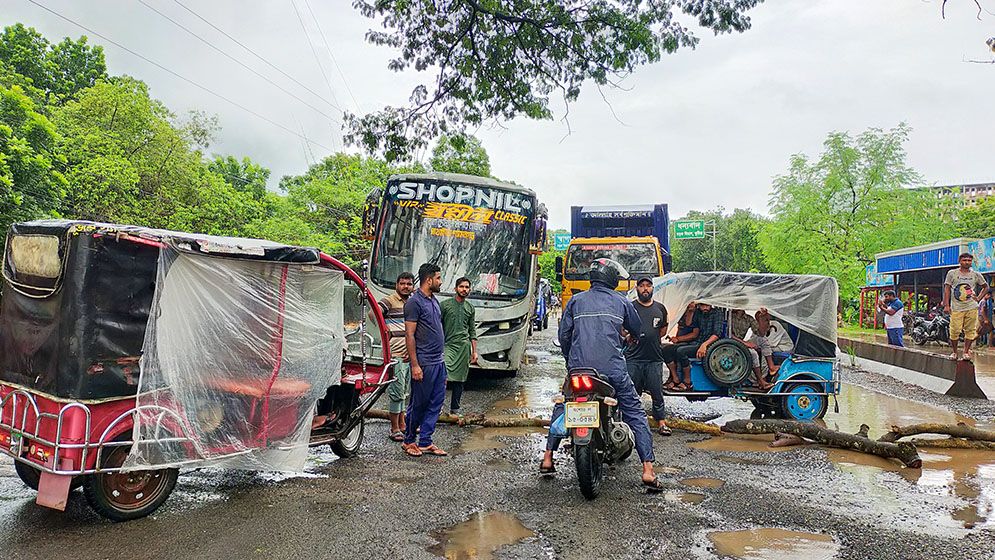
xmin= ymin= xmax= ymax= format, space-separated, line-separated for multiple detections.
xmin=703 ymin=339 xmax=753 ymax=387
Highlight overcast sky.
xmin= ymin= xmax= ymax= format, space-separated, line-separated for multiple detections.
xmin=5 ymin=1 xmax=994 ymax=228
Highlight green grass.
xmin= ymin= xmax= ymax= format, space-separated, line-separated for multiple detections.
xmin=838 ymin=324 xmax=885 ymax=337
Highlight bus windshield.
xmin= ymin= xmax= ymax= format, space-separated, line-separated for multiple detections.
xmin=371 ymin=179 xmax=535 ymax=300
xmin=564 ymin=242 xmax=659 ymax=281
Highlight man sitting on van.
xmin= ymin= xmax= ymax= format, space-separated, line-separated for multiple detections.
xmin=730 ymin=309 xmax=774 ymax=391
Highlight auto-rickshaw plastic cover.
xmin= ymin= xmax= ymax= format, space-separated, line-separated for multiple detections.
xmin=124 ymin=246 xmax=344 ymax=472
xmin=649 ymin=272 xmax=839 ymax=356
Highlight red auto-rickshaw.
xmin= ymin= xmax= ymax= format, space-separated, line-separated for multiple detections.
xmin=0 ymin=220 xmax=394 ymax=521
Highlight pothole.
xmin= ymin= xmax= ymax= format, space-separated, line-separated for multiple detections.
xmin=428 ymin=511 xmax=534 ymax=560
xmin=708 ymin=528 xmax=838 ymax=560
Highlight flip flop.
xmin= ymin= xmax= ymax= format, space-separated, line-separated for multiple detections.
xmin=402 ymin=443 xmax=423 ymax=457
xmin=389 ymin=431 xmax=405 ymax=442
xmin=539 ymin=461 xmax=556 ymax=475
xmin=964 ymin=351 xmax=974 ymax=361
xmin=657 ymin=424 xmax=673 ymax=436
xmin=642 ymin=476 xmax=665 ymax=493
xmin=419 ymin=444 xmax=449 ymax=456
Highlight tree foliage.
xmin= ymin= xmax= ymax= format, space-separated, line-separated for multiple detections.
xmin=429 ymin=132 xmax=491 ymax=176
xmin=0 ymin=23 xmax=106 ymax=104
xmin=957 ymin=194 xmax=995 ymax=238
xmin=759 ymin=124 xmax=956 ymax=300
xmin=671 ymin=208 xmax=768 ymax=273
xmin=346 ymin=0 xmax=763 ymax=161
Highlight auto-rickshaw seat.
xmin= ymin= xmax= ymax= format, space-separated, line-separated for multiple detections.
xmin=204 ymin=378 xmax=312 ymax=398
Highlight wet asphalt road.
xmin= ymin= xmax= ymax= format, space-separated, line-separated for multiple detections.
xmin=2 ymin=321 xmax=995 ymax=560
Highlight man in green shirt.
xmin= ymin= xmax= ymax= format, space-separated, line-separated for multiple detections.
xmin=441 ymin=276 xmax=478 ymax=415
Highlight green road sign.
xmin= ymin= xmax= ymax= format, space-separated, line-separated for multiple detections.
xmin=674 ymin=220 xmax=705 ymax=240
xmin=553 ymin=233 xmax=571 ymax=251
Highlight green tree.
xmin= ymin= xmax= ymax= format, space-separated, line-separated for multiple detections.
xmin=759 ymin=124 xmax=956 ymax=300
xmin=46 ymin=35 xmax=106 ymax=103
xmin=538 ymin=228 xmax=568 ymax=295
xmin=346 ymin=0 xmax=763 ymax=160
xmin=672 ymin=208 xmax=768 ymax=273
xmin=957 ymin=194 xmax=995 ymax=238
xmin=263 ymin=153 xmax=424 ymax=264
xmin=0 ymin=84 xmax=67 ymax=240
xmin=0 ymin=24 xmax=52 ymax=94
xmin=209 ymin=155 xmax=270 ymax=199
xmin=429 ymin=133 xmax=491 ymax=177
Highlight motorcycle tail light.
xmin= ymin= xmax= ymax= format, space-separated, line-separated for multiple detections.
xmin=570 ymin=375 xmax=594 ymax=391
xmin=571 ymin=376 xmax=581 ymax=390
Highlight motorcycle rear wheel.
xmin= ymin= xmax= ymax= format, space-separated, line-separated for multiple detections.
xmin=574 ymin=443 xmax=603 ymax=500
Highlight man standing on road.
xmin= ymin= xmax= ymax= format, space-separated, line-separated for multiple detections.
xmin=943 ymin=253 xmax=989 ymax=361
xmin=540 ymin=259 xmax=664 ymax=492
xmin=624 ymin=277 xmax=671 ymax=436
xmin=380 ymin=272 xmax=415 ymax=442
xmin=877 ymin=290 xmax=905 ymax=347
xmin=441 ymin=276 xmax=478 ymax=416
xmin=402 ymin=263 xmax=449 ymax=457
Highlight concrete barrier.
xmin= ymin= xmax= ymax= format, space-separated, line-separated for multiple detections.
xmin=838 ymin=336 xmax=987 ymax=399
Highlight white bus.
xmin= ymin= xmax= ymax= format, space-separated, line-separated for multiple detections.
xmin=363 ymin=172 xmax=547 ymax=373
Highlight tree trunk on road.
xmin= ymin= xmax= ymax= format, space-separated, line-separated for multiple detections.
xmin=722 ymin=419 xmax=922 ymax=468
xmin=878 ymin=422 xmax=995 ymax=443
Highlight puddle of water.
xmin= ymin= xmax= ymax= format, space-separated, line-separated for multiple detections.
xmin=664 ymin=491 xmax=706 ymax=504
xmin=681 ymin=477 xmax=725 ymax=489
xmin=828 ymin=447 xmax=995 ymax=529
xmin=690 ymin=434 xmax=812 ymax=454
xmin=708 ymin=528 xmax=839 ymax=560
xmin=460 ymin=427 xmax=544 ymax=452
xmin=428 ymin=511 xmax=534 ymax=560
xmin=824 ymin=384 xmax=975 ymax=436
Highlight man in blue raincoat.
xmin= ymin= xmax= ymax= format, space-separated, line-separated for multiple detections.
xmin=539 ymin=258 xmax=663 ymax=492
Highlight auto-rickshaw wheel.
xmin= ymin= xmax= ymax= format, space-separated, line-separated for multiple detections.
xmin=82 ymin=444 xmax=178 ymax=522
xmin=779 ymin=382 xmax=828 ymax=421
xmin=330 ymin=416 xmax=365 ymax=458
xmin=14 ymin=461 xmax=85 ymax=491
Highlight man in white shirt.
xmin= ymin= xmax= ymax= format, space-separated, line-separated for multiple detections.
xmin=877 ymin=290 xmax=905 ymax=347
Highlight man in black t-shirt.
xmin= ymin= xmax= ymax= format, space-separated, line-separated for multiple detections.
xmin=624 ymin=277 xmax=671 ymax=436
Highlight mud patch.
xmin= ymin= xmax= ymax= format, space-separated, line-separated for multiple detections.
xmin=429 ymin=511 xmax=534 ymax=560
xmin=664 ymin=491 xmax=706 ymax=504
xmin=690 ymin=434 xmax=810 ymax=453
xmin=680 ymin=477 xmax=725 ymax=489
xmin=708 ymin=528 xmax=839 ymax=560
xmin=459 ymin=427 xmax=544 ymax=452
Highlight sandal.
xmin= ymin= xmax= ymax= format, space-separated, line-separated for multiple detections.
xmin=418 ymin=444 xmax=449 ymax=456
xmin=539 ymin=461 xmax=556 ymax=475
xmin=964 ymin=351 xmax=974 ymax=361
xmin=389 ymin=431 xmax=405 ymax=442
xmin=402 ymin=443 xmax=423 ymax=457
xmin=657 ymin=424 xmax=673 ymax=436
xmin=663 ymin=381 xmax=678 ymax=390
xmin=642 ymin=476 xmax=665 ymax=493
xmin=673 ymin=383 xmax=688 ymax=392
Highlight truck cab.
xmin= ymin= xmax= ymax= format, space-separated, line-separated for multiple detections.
xmin=556 ymin=236 xmax=664 ymax=307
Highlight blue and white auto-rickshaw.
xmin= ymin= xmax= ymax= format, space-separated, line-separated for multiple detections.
xmin=650 ymin=272 xmax=841 ymax=421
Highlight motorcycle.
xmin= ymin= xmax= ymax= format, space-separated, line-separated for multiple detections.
xmin=554 ymin=368 xmax=634 ymax=499
xmin=911 ymin=311 xmax=950 ymax=346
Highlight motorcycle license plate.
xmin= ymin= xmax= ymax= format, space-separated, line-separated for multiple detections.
xmin=564 ymin=402 xmax=599 ymax=428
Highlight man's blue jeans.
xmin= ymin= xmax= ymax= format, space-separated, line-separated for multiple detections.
xmin=886 ymin=327 xmax=904 ymax=347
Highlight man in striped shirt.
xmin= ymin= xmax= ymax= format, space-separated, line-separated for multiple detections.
xmin=379 ymin=271 xmax=415 ymax=442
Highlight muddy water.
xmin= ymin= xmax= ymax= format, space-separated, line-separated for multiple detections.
xmin=681 ymin=477 xmax=725 ymax=489
xmin=460 ymin=426 xmax=544 ymax=452
xmin=708 ymin=528 xmax=839 ymax=560
xmin=459 ymin=372 xmax=558 ymax=453
xmin=428 ymin=511 xmax=534 ymax=560
xmin=664 ymin=491 xmax=706 ymax=504
xmin=824 ymin=383 xmax=976 ymax=434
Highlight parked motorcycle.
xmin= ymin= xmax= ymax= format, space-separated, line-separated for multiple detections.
xmin=554 ymin=368 xmax=634 ymax=499
xmin=911 ymin=311 xmax=950 ymax=346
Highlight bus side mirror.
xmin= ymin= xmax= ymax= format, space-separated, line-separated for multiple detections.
xmin=555 ymin=256 xmax=563 ymax=283
xmin=361 ymin=188 xmax=383 ymax=241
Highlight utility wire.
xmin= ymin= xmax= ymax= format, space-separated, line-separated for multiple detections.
xmin=24 ymin=0 xmax=333 ymax=152
xmin=137 ymin=0 xmax=340 ymax=123
xmin=302 ymin=0 xmax=361 ymax=113
xmin=169 ymin=0 xmax=342 ymax=114
xmin=290 ymin=0 xmax=340 ymax=109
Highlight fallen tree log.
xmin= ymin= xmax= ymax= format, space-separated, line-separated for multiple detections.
xmin=878 ymin=422 xmax=995 ymax=443
xmin=664 ymin=418 xmax=723 ymax=436
xmin=906 ymin=438 xmax=995 ymax=450
xmin=722 ymin=419 xmax=922 ymax=468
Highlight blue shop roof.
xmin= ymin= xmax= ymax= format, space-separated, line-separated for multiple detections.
xmin=875 ymin=239 xmax=978 ymax=274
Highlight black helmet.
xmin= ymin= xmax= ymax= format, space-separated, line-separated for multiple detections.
xmin=589 ymin=258 xmax=629 ymax=290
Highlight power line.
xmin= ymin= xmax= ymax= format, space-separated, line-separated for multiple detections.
xmin=290 ymin=0 xmax=340 ymax=109
xmin=24 ymin=0 xmax=333 ymax=152
xmin=169 ymin=0 xmax=342 ymax=114
xmin=301 ymin=0 xmax=361 ymax=114
xmin=137 ymin=0 xmax=342 ymax=123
